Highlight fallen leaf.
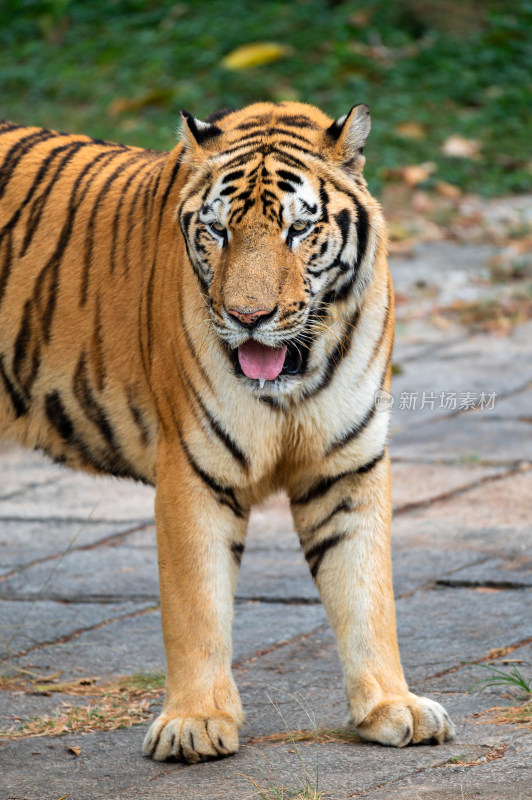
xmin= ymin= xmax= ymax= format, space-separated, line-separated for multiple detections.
xmin=67 ymin=745 xmax=81 ymax=756
xmin=435 ymin=180 xmax=462 ymax=199
xmin=221 ymin=42 xmax=291 ymax=70
xmin=442 ymin=135 xmax=481 ymax=159
xmin=412 ymin=190 xmax=434 ymax=214
xmin=399 ymin=162 xmax=436 ymax=187
xmin=108 ymin=88 xmax=174 ymax=115
xmin=395 ymin=121 xmax=426 ymax=139
xmin=388 ymin=221 xmax=412 ymax=241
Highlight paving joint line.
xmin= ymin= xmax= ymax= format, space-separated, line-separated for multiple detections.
xmin=233 ymin=623 xmax=329 ymax=669
xmin=0 ymin=593 xmax=160 ymax=604
xmin=427 ymin=634 xmax=532 ymax=680
xmin=393 ymin=462 xmax=532 ymax=517
xmin=0 ymin=475 xmax=65 ymax=503
xmin=1 ymin=604 xmax=158 ymax=661
xmin=0 ymin=522 xmax=154 ymax=584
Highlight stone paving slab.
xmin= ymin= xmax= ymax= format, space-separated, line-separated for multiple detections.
xmin=0 ymin=519 xmax=149 ymax=578
xmin=1 ymin=237 xmax=531 ymax=798
xmin=0 ymin=546 xmax=160 ymax=604
xmin=10 ymin=603 xmax=329 ymax=684
xmin=392 ymin=469 xmax=532 ymax=554
xmin=390 ymin=331 xmax=532 ymax=428
xmin=392 ymin=415 xmax=532 ymax=462
xmin=0 ymin=599 xmax=151 ymax=659
xmin=0 ymin=468 xmax=155 ymax=523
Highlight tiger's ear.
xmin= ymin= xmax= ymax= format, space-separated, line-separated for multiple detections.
xmin=179 ymin=110 xmax=222 ymax=163
xmin=325 ymin=104 xmax=371 ymax=174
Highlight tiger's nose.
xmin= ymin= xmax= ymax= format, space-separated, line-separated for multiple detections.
xmin=226 ymin=306 xmax=277 ymax=328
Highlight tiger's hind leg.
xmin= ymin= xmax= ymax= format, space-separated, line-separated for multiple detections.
xmin=142 ymin=437 xmax=247 ymax=763
xmin=289 ymin=450 xmax=455 ymax=747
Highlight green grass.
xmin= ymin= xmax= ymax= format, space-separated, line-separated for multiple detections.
xmin=469 ymin=664 xmax=532 ymax=696
xmin=1 ymin=0 xmax=531 ymax=196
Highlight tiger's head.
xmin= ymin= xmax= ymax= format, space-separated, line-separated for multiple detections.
xmin=178 ymin=102 xmax=383 ymax=394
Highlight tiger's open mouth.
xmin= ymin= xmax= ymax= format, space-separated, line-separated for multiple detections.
xmin=232 ymin=339 xmax=303 ymax=386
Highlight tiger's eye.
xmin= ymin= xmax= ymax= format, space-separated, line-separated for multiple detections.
xmin=291 ymin=220 xmax=307 ymax=232
xmin=211 ymin=221 xmax=225 ymax=233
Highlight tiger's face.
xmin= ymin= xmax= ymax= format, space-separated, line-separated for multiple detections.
xmin=178 ymin=103 xmax=376 ymax=393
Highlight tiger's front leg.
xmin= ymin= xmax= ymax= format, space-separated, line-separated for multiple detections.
xmin=290 ymin=450 xmax=455 ymax=747
xmin=142 ymin=438 xmax=246 ymax=763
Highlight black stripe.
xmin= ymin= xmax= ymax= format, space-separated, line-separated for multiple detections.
xmin=276 ymin=169 xmax=302 ymax=184
xmin=0 ymin=228 xmax=13 ymax=309
xmin=233 ymin=127 xmax=312 ymax=145
xmin=276 ymin=115 xmax=319 ymax=130
xmin=326 ymin=401 xmax=378 ymax=456
xmin=291 ymin=449 xmax=386 ymax=505
xmin=127 ymin=389 xmax=151 ymax=447
xmin=32 ymin=149 xmax=128 ymax=341
xmin=325 ymin=336 xmax=392 ymax=455
xmin=73 ymin=351 xmax=116 ymax=447
xmin=301 ymin=308 xmax=360 ymax=400
xmin=81 ymin=152 xmax=151 ymax=304
xmin=19 ymin=142 xmax=88 ymax=258
xmin=277 ymin=181 xmax=296 ymax=193
xmin=0 ymin=129 xmax=58 ymax=202
xmin=12 ymin=299 xmax=40 ymax=398
xmin=45 ymin=390 xmax=74 ymax=441
xmin=222 ymin=170 xmax=245 ymax=183
xmin=300 ymin=498 xmax=352 ymax=538
xmin=0 ymin=141 xmax=85 ymax=259
xmin=191 ymin=384 xmax=249 ymax=469
xmin=323 ymin=194 xmax=370 ymax=305
xmin=179 ymin=432 xmax=244 ymax=518
xmin=71 ymin=351 xmax=144 ymax=481
xmin=109 ymin=158 xmax=153 ymax=274
xmin=143 ymin=153 xmax=183 ymax=358
xmin=0 ymin=121 xmax=22 ymax=136
xmin=231 ymin=542 xmax=245 ymax=566
xmin=305 ymin=532 xmax=347 ymax=579
xmin=176 ymin=280 xmax=215 ymax=395
xmin=258 ymin=393 xmax=284 ymax=409
xmin=156 ymin=151 xmax=183 ymax=238
xmin=0 ymin=354 xmax=28 ymax=417
xmin=123 ymin=160 xmax=158 ymax=275
xmin=90 ymin=294 xmax=106 ymax=392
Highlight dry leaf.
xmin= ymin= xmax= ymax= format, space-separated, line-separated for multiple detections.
xmin=442 ymin=135 xmax=480 ymax=159
xmin=399 ymin=162 xmax=436 ymax=187
xmin=221 ymin=42 xmax=291 ymax=70
xmin=108 ymin=88 xmax=174 ymax=115
xmin=412 ymin=190 xmax=434 ymax=214
xmin=388 ymin=221 xmax=412 ymax=242
xmin=67 ymin=745 xmax=81 ymax=756
xmin=395 ymin=121 xmax=426 ymax=140
xmin=436 ymin=180 xmax=462 ymax=199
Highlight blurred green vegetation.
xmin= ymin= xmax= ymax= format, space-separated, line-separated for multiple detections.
xmin=0 ymin=0 xmax=531 ymax=196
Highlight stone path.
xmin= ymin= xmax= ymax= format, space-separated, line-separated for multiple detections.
xmin=1 ymin=238 xmax=531 ymax=799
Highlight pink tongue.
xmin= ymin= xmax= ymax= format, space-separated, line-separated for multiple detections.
xmin=238 ymin=340 xmax=287 ymax=381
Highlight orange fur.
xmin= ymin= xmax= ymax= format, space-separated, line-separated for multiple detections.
xmin=0 ymin=103 xmax=454 ymax=762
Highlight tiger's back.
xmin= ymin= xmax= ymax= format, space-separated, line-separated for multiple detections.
xmin=0 ymin=121 xmax=171 ymax=481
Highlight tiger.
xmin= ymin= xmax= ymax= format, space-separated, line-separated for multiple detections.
xmin=0 ymin=101 xmax=455 ymax=763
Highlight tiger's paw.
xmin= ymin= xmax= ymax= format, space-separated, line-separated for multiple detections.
xmin=143 ymin=712 xmax=240 ymax=763
xmin=353 ymin=693 xmax=455 ymax=748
